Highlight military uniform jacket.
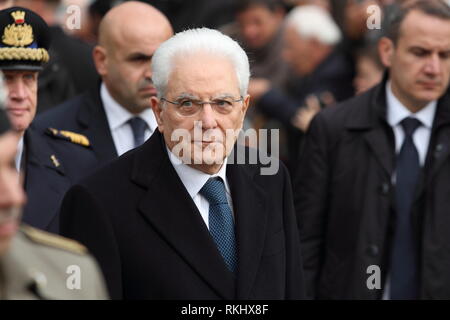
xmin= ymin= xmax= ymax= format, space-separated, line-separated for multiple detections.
xmin=0 ymin=225 xmax=108 ymax=300
xmin=22 ymin=125 xmax=97 ymax=233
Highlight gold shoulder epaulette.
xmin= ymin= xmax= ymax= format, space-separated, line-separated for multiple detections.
xmin=21 ymin=225 xmax=87 ymax=255
xmin=46 ymin=128 xmax=90 ymax=147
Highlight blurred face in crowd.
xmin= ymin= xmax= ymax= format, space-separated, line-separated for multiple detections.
xmin=354 ymin=56 xmax=384 ymax=95
xmin=379 ymin=10 xmax=450 ymax=111
xmin=283 ymin=26 xmax=318 ymax=76
xmin=236 ymin=5 xmax=284 ymax=49
xmin=0 ymin=132 xmax=25 ymax=256
xmin=3 ymin=70 xmax=38 ymax=134
xmin=344 ymin=0 xmax=378 ymax=40
xmin=0 ymin=0 xmax=13 ymax=10
xmin=94 ymin=2 xmax=173 ymax=114
xmin=151 ymin=53 xmax=250 ymax=175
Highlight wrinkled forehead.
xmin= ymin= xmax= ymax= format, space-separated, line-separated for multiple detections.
xmin=167 ymin=52 xmax=240 ymax=96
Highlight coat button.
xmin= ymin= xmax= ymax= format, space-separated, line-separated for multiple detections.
xmin=367 ymin=245 xmax=379 ymax=257
xmin=434 ymin=144 xmax=444 ymax=158
xmin=380 ymin=183 xmax=390 ymax=195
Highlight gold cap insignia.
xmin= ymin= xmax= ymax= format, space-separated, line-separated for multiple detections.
xmin=2 ymin=11 xmax=33 ymax=47
xmin=11 ymin=11 xmax=25 ymax=24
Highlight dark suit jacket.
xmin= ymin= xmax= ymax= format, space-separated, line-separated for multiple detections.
xmin=35 ymin=87 xmax=117 ymax=166
xmin=59 ymin=131 xmax=305 ymax=299
xmin=294 ymin=75 xmax=450 ymax=299
xmin=22 ymin=125 xmax=98 ymax=233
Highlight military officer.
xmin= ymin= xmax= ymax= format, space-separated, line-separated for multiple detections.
xmin=0 ymin=7 xmax=98 ymax=233
xmin=0 ymin=108 xmax=108 ymax=300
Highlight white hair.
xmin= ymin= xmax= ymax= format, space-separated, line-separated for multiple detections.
xmin=286 ymin=5 xmax=341 ymax=45
xmin=151 ymin=27 xmax=250 ymax=98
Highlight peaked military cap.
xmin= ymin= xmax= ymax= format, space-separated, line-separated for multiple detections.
xmin=0 ymin=7 xmax=51 ymax=71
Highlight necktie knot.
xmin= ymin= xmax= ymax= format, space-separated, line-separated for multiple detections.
xmin=200 ymin=178 xmax=228 ymax=206
xmin=401 ymin=117 xmax=421 ymax=137
xmin=128 ymin=117 xmax=148 ymax=148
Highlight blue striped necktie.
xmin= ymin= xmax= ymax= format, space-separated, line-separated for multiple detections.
xmin=200 ymin=177 xmax=237 ymax=273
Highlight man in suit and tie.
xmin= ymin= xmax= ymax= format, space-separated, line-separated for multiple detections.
xmin=59 ymin=28 xmax=305 ymax=299
xmin=0 ymin=7 xmax=96 ymax=233
xmin=294 ymin=0 xmax=450 ymax=299
xmin=35 ymin=1 xmax=174 ymax=165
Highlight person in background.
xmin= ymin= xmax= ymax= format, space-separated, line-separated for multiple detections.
xmin=249 ymin=5 xmax=354 ymax=172
xmin=295 ymin=0 xmax=450 ymax=299
xmin=0 ymin=6 xmax=96 ymax=233
xmin=35 ymin=1 xmax=173 ymax=166
xmin=222 ymin=0 xmax=289 ymax=90
xmin=354 ymin=44 xmax=385 ymax=94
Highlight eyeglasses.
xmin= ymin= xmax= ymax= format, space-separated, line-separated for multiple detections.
xmin=161 ymin=96 xmax=244 ymax=117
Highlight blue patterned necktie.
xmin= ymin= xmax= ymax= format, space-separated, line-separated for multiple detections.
xmin=200 ymin=177 xmax=237 ymax=273
xmin=390 ymin=117 xmax=422 ymax=299
xmin=128 ymin=117 xmax=148 ymax=148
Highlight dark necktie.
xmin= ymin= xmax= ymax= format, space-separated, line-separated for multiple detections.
xmin=128 ymin=117 xmax=148 ymax=148
xmin=390 ymin=117 xmax=422 ymax=299
xmin=200 ymin=177 xmax=237 ymax=273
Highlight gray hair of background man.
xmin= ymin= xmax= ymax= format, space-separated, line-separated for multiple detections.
xmin=151 ymin=27 xmax=251 ymax=99
xmin=286 ymin=5 xmax=341 ymax=45
xmin=384 ymin=0 xmax=450 ymax=44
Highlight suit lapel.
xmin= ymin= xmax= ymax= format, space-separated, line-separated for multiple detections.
xmin=363 ymin=127 xmax=395 ymax=177
xmin=77 ymin=88 xmax=117 ymax=164
xmin=227 ymin=162 xmax=268 ymax=299
xmin=346 ymin=79 xmax=396 ymax=178
xmin=132 ymin=132 xmax=235 ymax=299
xmin=22 ymin=129 xmax=69 ymax=230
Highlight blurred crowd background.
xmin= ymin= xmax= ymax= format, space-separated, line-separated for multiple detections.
xmin=0 ymin=0 xmax=417 ymax=172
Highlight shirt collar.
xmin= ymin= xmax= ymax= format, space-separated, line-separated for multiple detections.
xmin=100 ymin=82 xmax=158 ymax=133
xmin=386 ymin=80 xmax=437 ymax=129
xmin=166 ymin=146 xmax=229 ymax=199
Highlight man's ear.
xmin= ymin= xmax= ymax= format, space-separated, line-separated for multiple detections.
xmin=93 ymin=46 xmax=107 ymax=77
xmin=150 ymin=96 xmax=164 ymax=133
xmin=378 ymin=37 xmax=395 ymax=68
xmin=242 ymin=94 xmax=251 ymax=114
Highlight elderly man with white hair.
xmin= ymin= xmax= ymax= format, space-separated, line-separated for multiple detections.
xmin=250 ymin=5 xmax=355 ymax=170
xmin=59 ymin=27 xmax=306 ymax=300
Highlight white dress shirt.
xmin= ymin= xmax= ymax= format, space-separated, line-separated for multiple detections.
xmin=101 ymin=83 xmax=158 ymax=156
xmin=15 ymin=136 xmax=24 ymax=173
xmin=386 ymin=81 xmax=437 ymax=167
xmin=166 ymin=147 xmax=234 ymax=230
xmin=382 ymin=81 xmax=437 ymax=300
